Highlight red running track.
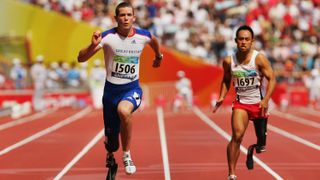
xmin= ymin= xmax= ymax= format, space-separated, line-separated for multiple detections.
xmin=0 ymin=105 xmax=319 ymax=179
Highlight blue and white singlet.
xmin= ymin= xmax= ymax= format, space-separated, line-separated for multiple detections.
xmin=99 ymin=27 xmax=152 ymax=84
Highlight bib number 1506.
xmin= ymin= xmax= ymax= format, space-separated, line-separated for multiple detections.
xmin=115 ymin=63 xmax=136 ymax=74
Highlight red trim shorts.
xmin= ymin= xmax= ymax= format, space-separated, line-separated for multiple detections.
xmin=232 ymin=101 xmax=269 ymax=120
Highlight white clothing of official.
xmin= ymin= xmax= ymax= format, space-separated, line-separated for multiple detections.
xmin=30 ymin=60 xmax=47 ymax=111
xmin=89 ymin=61 xmax=106 ymax=109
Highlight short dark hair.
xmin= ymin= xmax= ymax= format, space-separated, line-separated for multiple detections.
xmin=115 ymin=2 xmax=134 ymax=16
xmin=236 ymin=25 xmax=254 ymax=39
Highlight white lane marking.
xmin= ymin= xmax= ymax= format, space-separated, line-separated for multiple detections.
xmin=268 ymin=124 xmax=320 ymax=151
xmin=272 ymin=110 xmax=320 ymax=129
xmin=193 ymin=107 xmax=283 ymax=180
xmin=54 ymin=129 xmax=104 ymax=180
xmin=0 ymin=107 xmax=92 ymax=156
xmin=296 ymin=107 xmax=320 ymax=116
xmin=0 ymin=108 xmax=57 ymax=131
xmin=156 ymin=107 xmax=171 ymax=180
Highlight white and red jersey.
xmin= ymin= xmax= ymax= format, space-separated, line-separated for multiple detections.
xmin=231 ymin=50 xmax=263 ymax=104
xmin=99 ymin=27 xmax=151 ymax=84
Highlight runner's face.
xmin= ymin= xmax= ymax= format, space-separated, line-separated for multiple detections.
xmin=235 ymin=30 xmax=253 ymax=52
xmin=115 ymin=7 xmax=135 ymax=30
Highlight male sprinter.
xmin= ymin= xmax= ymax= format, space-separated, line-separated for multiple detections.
xmin=212 ymin=25 xmax=276 ymax=180
xmin=78 ymin=2 xmax=163 ymax=177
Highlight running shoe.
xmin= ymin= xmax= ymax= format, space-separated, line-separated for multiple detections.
xmin=228 ymin=174 xmax=237 ymax=180
xmin=123 ymin=154 xmax=136 ymax=175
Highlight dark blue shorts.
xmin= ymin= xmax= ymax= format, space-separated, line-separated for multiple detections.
xmin=102 ymin=80 xmax=142 ymax=136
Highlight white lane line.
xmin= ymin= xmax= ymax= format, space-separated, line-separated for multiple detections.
xmin=272 ymin=110 xmax=320 ymax=129
xmin=268 ymin=124 xmax=320 ymax=151
xmin=54 ymin=129 xmax=104 ymax=180
xmin=0 ymin=107 xmax=92 ymax=156
xmin=296 ymin=107 xmax=320 ymax=116
xmin=193 ymin=107 xmax=283 ymax=180
xmin=156 ymin=107 xmax=171 ymax=180
xmin=0 ymin=108 xmax=58 ymax=131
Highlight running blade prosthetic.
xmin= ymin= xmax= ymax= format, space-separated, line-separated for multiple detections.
xmin=106 ymin=153 xmax=118 ymax=180
xmin=246 ymin=144 xmax=256 ymax=170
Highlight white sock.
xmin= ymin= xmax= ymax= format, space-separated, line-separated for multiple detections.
xmin=123 ymin=150 xmax=131 ymax=158
xmin=228 ymin=174 xmax=237 ymax=180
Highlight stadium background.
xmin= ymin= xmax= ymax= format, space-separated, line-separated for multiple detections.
xmin=0 ymin=0 xmax=314 ymax=107
xmin=0 ymin=1 xmax=319 ymax=180
xmin=0 ymin=0 xmax=229 ymax=107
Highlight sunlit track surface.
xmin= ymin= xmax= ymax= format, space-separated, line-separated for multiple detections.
xmin=0 ymin=106 xmax=318 ymax=179
xmin=275 ymin=107 xmax=320 ymax=124
xmin=0 ymin=108 xmax=58 ymax=132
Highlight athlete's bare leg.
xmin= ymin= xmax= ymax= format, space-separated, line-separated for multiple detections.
xmin=117 ymin=100 xmax=134 ymax=152
xmin=117 ymin=100 xmax=137 ymax=174
xmin=227 ymin=109 xmax=249 ymax=176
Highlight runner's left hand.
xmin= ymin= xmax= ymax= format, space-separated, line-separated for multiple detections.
xmin=152 ymin=54 xmax=163 ymax=68
xmin=259 ymin=100 xmax=268 ymax=117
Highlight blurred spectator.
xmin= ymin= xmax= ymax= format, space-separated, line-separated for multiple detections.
xmin=173 ymin=70 xmax=193 ymax=112
xmin=89 ymin=59 xmax=105 ymax=109
xmin=314 ymin=53 xmax=320 ymax=69
xmin=66 ymin=62 xmax=81 ymax=88
xmin=304 ymin=68 xmax=320 ymax=108
xmin=56 ymin=62 xmax=70 ymax=88
xmin=188 ymin=32 xmax=208 ymax=59
xmin=79 ymin=61 xmax=89 ymax=89
xmin=10 ymin=58 xmax=27 ymax=90
xmin=30 ymin=55 xmax=47 ymax=111
xmin=0 ymin=69 xmax=5 ymax=89
xmin=80 ymin=1 xmax=95 ymax=21
xmin=90 ymin=8 xmax=113 ymax=29
xmin=46 ymin=62 xmax=60 ymax=90
xmin=297 ymin=52 xmax=314 ymax=71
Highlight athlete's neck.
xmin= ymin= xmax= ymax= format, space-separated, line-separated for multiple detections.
xmin=116 ymin=27 xmax=134 ymax=37
xmin=236 ymin=49 xmax=253 ymax=63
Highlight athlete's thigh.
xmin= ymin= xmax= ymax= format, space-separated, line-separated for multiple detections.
xmin=119 ymin=87 xmax=143 ymax=112
xmin=118 ymin=100 xmax=134 ymax=114
xmin=231 ymin=108 xmax=249 ymax=136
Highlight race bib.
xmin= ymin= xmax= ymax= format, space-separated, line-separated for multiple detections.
xmin=111 ymin=55 xmax=138 ymax=81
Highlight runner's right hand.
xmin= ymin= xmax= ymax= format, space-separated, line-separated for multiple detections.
xmin=212 ymin=99 xmax=223 ymax=113
xmin=92 ymin=30 xmax=102 ymax=46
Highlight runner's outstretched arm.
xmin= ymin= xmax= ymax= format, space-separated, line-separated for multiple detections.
xmin=213 ymin=57 xmax=232 ymax=113
xmin=148 ymin=35 xmax=163 ymax=68
xmin=78 ymin=30 xmax=102 ymax=62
